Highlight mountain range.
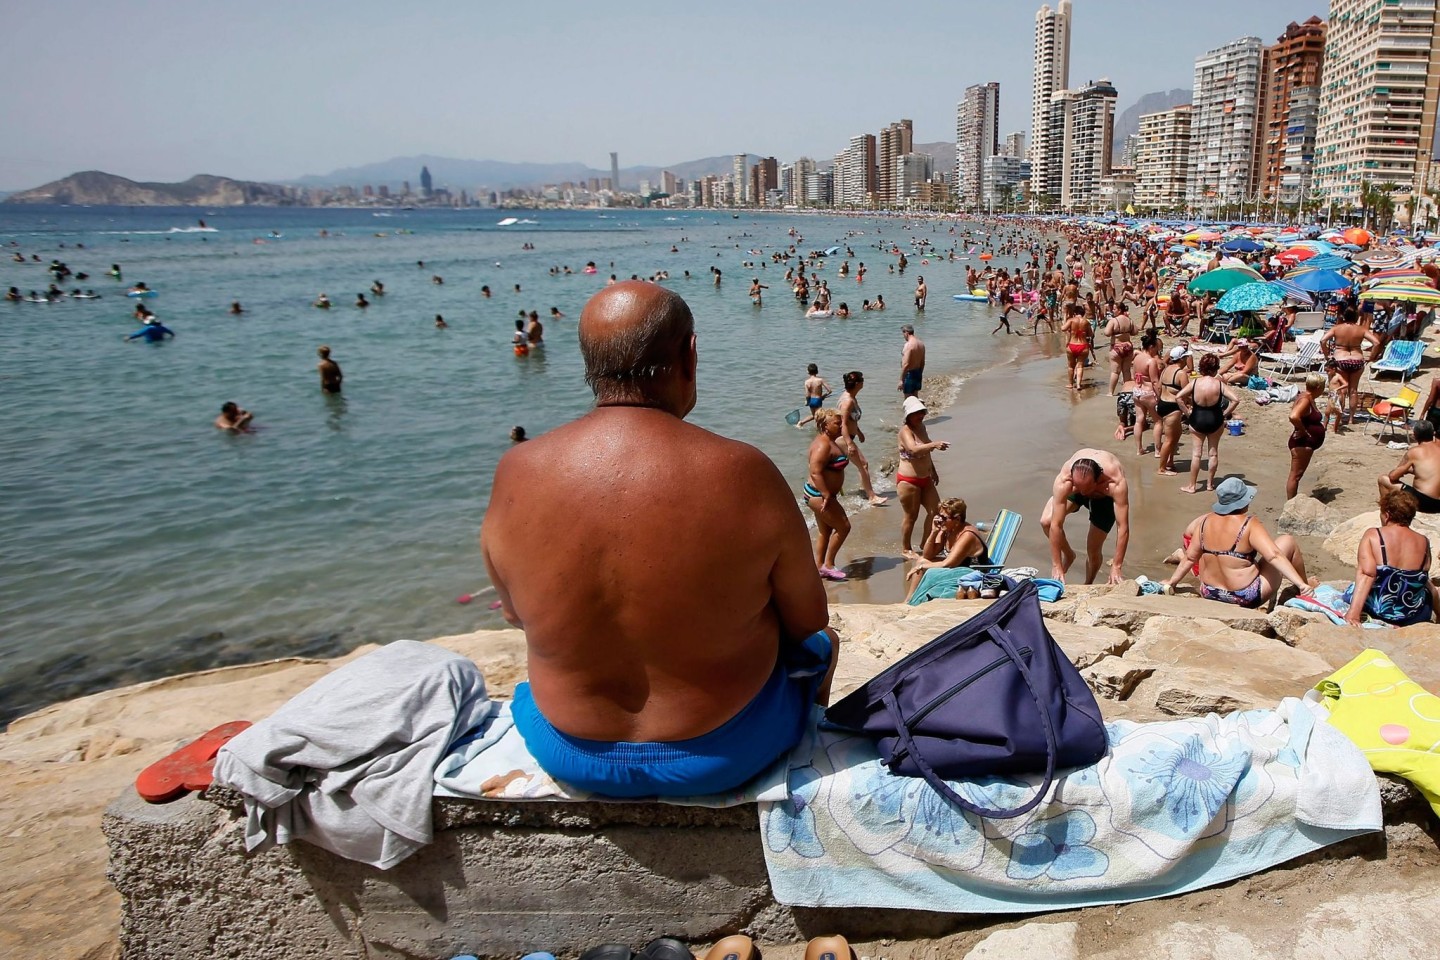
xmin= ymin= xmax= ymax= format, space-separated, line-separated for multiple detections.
xmin=289 ymin=154 xmax=769 ymax=193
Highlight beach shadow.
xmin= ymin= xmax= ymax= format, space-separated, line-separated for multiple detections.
xmin=1311 ymin=486 xmax=1343 ymax=504
xmin=840 ymin=555 xmax=903 ymax=580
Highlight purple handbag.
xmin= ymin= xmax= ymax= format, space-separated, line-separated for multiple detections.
xmin=825 ymin=579 xmax=1107 ymax=819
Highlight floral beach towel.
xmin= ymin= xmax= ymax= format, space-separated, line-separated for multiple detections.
xmin=761 ymin=698 xmax=1379 ymax=912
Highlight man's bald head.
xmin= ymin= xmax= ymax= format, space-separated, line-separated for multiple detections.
xmin=579 ymin=281 xmax=695 ymax=402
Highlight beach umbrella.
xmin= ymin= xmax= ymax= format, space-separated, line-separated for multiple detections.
xmin=1216 ymin=283 xmax=1284 ymax=313
xmin=1186 ymin=268 xmax=1265 ymax=294
xmin=1343 ymin=227 xmax=1373 ymax=246
xmin=1364 ymin=269 xmax=1431 ymax=285
xmin=1352 ymin=247 xmax=1409 ymax=267
xmin=1284 ymin=268 xmax=1353 ymax=293
xmin=1291 ymin=254 xmax=1353 ymax=272
xmin=1266 ymin=279 xmax=1316 ymax=306
xmin=1360 ymin=284 xmax=1440 ymax=304
xmin=1220 ymin=237 xmax=1265 ymax=253
xmin=1279 ymin=247 xmax=1318 ymax=261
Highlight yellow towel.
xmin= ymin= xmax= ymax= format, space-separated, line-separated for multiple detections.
xmin=1315 ymin=649 xmax=1440 ymax=817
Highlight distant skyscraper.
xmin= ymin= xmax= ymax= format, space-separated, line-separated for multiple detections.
xmin=610 ymin=152 xmax=620 ymax=193
xmin=1031 ymin=1 xmax=1073 ymax=205
xmin=1135 ymin=105 xmax=1193 ymax=209
xmin=1004 ymin=132 xmax=1026 ymax=159
xmin=838 ymin=134 xmax=877 ymax=206
xmin=1188 ymin=37 xmax=1265 ymax=211
xmin=419 ymin=166 xmax=433 ymax=197
xmin=896 ymin=153 xmax=934 ymax=202
xmin=1047 ymin=78 xmax=1117 ymax=210
xmin=877 ymin=119 xmax=914 ymax=204
xmin=956 ymin=82 xmax=1001 ymax=208
xmin=733 ymin=154 xmax=748 ymax=205
xmin=660 ymin=170 xmax=679 ymax=195
xmin=793 ymin=157 xmax=818 ymax=206
xmin=1259 ymin=17 xmax=1326 ymax=206
xmin=1315 ymin=1 xmax=1440 ymax=208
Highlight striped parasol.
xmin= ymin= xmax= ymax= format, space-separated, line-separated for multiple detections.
xmin=1359 ymin=284 xmax=1440 ymax=304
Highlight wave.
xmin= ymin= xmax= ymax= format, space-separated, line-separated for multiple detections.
xmin=97 ymin=226 xmax=219 ymax=235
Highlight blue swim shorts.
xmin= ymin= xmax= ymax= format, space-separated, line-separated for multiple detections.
xmin=902 ymin=369 xmax=923 ymax=395
xmin=511 ymin=630 xmax=832 ymax=798
xmin=807 ymin=396 xmax=823 ymax=410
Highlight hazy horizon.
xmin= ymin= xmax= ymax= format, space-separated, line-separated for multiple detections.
xmin=3 ymin=0 xmax=1324 ymax=191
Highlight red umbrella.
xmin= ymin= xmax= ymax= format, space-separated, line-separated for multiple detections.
xmin=1343 ymin=227 xmax=1373 ymax=246
xmin=1279 ymin=247 xmax=1317 ymax=261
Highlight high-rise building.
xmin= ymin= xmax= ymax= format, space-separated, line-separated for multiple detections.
xmin=1260 ymin=17 xmax=1326 ymax=206
xmin=758 ymin=156 xmax=779 ymax=195
xmin=610 ymin=153 xmax=620 ymax=194
xmin=1058 ymin=78 xmax=1118 ymax=210
xmin=792 ymin=157 xmax=817 ymax=206
xmin=1004 ymin=131 xmax=1026 ymax=159
xmin=877 ymin=119 xmax=914 ymax=205
xmin=1315 ymin=0 xmax=1440 ymax=210
xmin=1031 ymin=1 xmax=1073 ymax=206
xmin=806 ymin=170 xmax=834 ymax=207
xmin=896 ymin=153 xmax=934 ymax=202
xmin=834 ymin=134 xmax=877 ymax=207
xmin=955 ymin=83 xmax=1001 ymax=209
xmin=419 ymin=166 xmax=432 ymax=197
xmin=659 ymin=170 xmax=679 ymax=195
xmin=1135 ymin=105 xmax=1193 ymax=210
xmin=982 ymin=154 xmax=1032 ymax=210
xmin=733 ymin=154 xmax=748 ymax=205
xmin=1188 ymin=37 xmax=1266 ymax=211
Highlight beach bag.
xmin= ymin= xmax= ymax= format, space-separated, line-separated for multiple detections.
xmin=825 ymin=580 xmax=1106 ymax=819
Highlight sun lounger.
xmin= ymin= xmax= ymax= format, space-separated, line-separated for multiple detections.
xmin=1260 ymin=336 xmax=1323 ymax=379
xmin=1368 ymin=339 xmax=1426 ymax=383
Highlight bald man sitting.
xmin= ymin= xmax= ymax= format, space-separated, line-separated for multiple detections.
xmin=481 ymin=281 xmax=838 ymax=798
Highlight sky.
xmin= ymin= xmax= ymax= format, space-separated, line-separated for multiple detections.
xmin=2 ymin=0 xmax=1327 ymax=190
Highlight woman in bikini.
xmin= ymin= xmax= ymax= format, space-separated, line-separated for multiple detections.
xmin=897 ymin=395 xmax=949 ymax=558
xmin=1155 ymin=345 xmax=1191 ymax=476
xmin=1063 ymin=306 xmax=1091 ymax=390
xmin=835 ymin=370 xmax=887 ymax=506
xmin=1103 ymin=306 xmax=1137 ymax=396
xmin=1175 ymin=352 xmax=1240 ymax=494
xmin=804 ymin=409 xmax=851 ymax=582
xmin=904 ymin=497 xmax=993 ymax=602
xmin=1163 ymin=478 xmax=1315 ymax=609
xmin=1286 ymin=372 xmax=1328 ymax=500
xmin=1346 ymin=488 xmax=1439 ymax=626
xmin=1318 ymin=309 xmax=1380 ymax=429
xmin=1132 ymin=332 xmax=1163 ymax=456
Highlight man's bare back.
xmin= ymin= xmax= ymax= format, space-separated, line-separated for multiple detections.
xmin=482 ymin=283 xmax=828 ymax=747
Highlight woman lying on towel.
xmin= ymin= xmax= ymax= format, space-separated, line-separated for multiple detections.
xmin=1161 ymin=478 xmax=1317 ymax=609
xmin=905 ymin=498 xmax=992 ymax=603
xmin=1346 ymin=488 xmax=1439 ymax=627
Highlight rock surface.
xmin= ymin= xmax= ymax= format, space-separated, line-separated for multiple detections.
xmin=3 ymin=596 xmax=1438 ymax=959
xmin=1277 ymin=494 xmax=1339 ymax=537
xmin=2 ymin=170 xmax=294 ymax=206
xmin=1324 ymin=510 xmax=1440 ymax=566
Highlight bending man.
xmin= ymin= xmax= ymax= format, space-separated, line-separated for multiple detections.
xmin=1041 ymin=449 xmax=1131 ymax=584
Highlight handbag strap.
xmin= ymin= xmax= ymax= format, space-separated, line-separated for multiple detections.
xmin=881 ymin=623 xmax=1059 ymax=820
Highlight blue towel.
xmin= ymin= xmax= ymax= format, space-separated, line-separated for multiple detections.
xmin=905 ymin=567 xmax=980 ymax=605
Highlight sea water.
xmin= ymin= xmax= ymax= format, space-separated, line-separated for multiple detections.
xmin=0 ymin=205 xmax=1028 ymax=720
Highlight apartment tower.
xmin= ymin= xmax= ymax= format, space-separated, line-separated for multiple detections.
xmin=1135 ymin=105 xmax=1193 ymax=210
xmin=1187 ymin=37 xmax=1266 ymax=211
xmin=1314 ymin=0 xmax=1440 ymax=209
xmin=877 ymin=120 xmax=914 ymax=205
xmin=956 ymin=82 xmax=1001 ymax=209
xmin=1031 ymin=1 xmax=1073 ymax=205
xmin=1260 ymin=17 xmax=1326 ymax=206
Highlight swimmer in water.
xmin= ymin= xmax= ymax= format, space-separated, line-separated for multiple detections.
xmin=550 ymin=306 xmax=565 ymax=320
xmin=214 ymin=402 xmax=254 ymax=432
xmin=314 ymin=293 xmax=331 ymax=309
xmin=229 ymin=301 xmax=244 ymax=315
xmin=317 ymin=345 xmax=343 ymax=394
xmin=512 ymin=319 xmax=530 ymax=355
xmin=370 ymin=280 xmax=385 ymax=297
xmin=355 ymin=293 xmax=370 ymax=309
xmin=481 ymin=285 xmax=492 ymax=298
xmin=435 ymin=314 xmax=448 ymax=329
xmin=510 ymin=426 xmax=528 ymax=442
xmin=125 ymin=318 xmax=176 ymax=342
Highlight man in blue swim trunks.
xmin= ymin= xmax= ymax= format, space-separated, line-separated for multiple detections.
xmin=899 ymin=325 xmax=925 ymax=397
xmin=482 ymin=281 xmax=839 ymax=799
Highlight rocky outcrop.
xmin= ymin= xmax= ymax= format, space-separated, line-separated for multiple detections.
xmin=1277 ymin=495 xmax=1341 ymax=537
xmin=2 ymin=170 xmax=296 ymax=206
xmin=4 ymin=594 xmax=1439 ymax=960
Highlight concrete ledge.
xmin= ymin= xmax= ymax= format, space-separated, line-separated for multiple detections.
xmin=103 ymin=776 xmax=1437 ymax=960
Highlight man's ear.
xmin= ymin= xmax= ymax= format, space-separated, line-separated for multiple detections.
xmin=684 ymin=333 xmax=698 ymax=380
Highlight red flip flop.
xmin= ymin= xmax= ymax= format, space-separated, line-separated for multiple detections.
xmin=135 ymin=720 xmax=252 ymax=803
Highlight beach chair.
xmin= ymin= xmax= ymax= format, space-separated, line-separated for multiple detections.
xmin=1203 ymin=313 xmax=1237 ymax=344
xmin=1369 ymin=339 xmax=1426 ymax=383
xmin=1368 ymin=384 xmax=1421 ymax=444
xmin=971 ymin=509 xmax=1022 ymax=572
xmin=1260 ymin=335 xmax=1323 ymax=379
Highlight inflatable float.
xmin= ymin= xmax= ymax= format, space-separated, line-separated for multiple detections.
xmin=126 ymin=289 xmax=157 ymax=298
xmin=952 ymin=290 xmax=989 ymax=302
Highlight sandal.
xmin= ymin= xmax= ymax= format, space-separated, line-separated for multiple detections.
xmin=135 ymin=720 xmax=253 ymax=803
xmin=703 ymin=936 xmax=756 ymax=960
xmin=639 ymin=939 xmax=696 ymax=960
xmin=804 ymin=936 xmax=851 ymax=960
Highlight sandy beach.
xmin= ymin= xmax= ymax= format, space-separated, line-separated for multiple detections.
xmin=829 ymin=320 xmax=1437 ymax=604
